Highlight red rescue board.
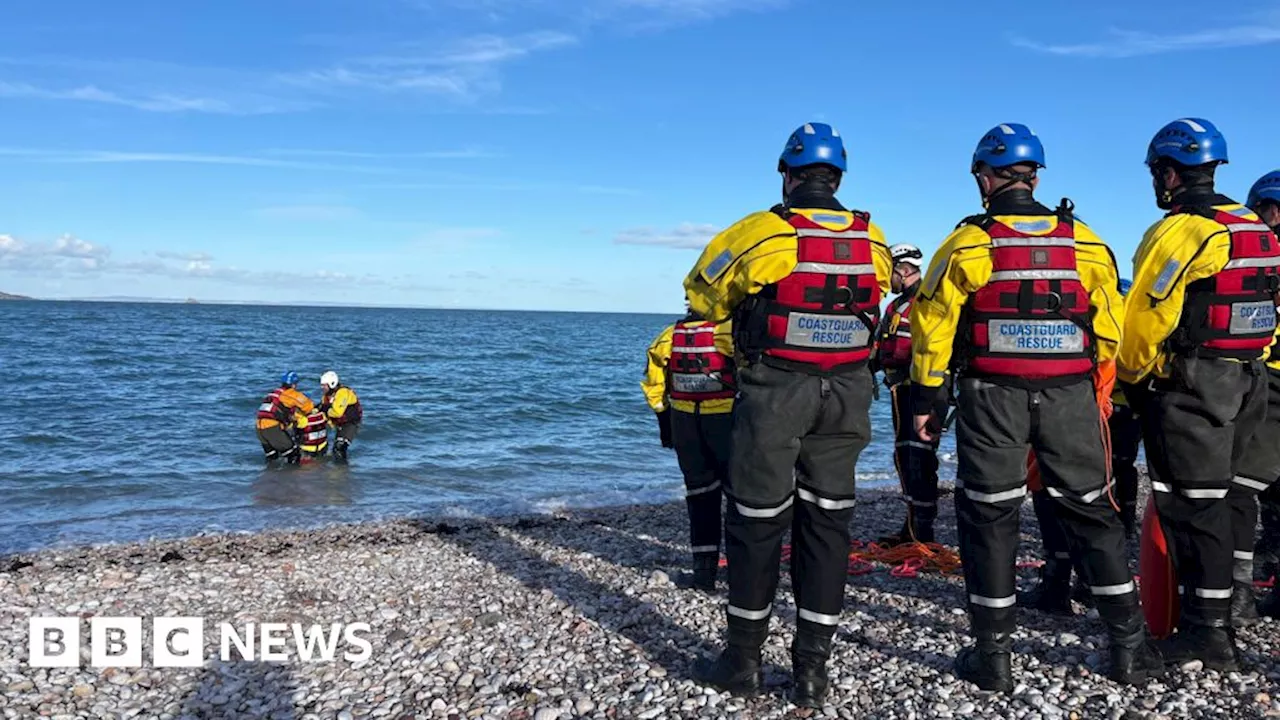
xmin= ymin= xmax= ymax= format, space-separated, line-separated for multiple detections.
xmin=1139 ymin=496 xmax=1179 ymax=639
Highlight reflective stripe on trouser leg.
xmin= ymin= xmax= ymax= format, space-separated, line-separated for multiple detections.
xmin=672 ymin=410 xmax=729 ymax=559
xmin=1031 ymin=488 xmax=1071 ymax=559
xmin=1229 ymin=479 xmax=1264 ymax=584
xmin=892 ymin=383 xmax=941 ymax=526
xmin=792 ymin=485 xmax=856 ymax=638
xmin=1026 ymin=380 xmax=1137 ymax=630
xmin=724 ymin=496 xmax=791 ymax=631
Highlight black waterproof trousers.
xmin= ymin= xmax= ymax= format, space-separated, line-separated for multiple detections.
xmin=1143 ymin=358 xmax=1268 ymax=627
xmin=955 ymin=377 xmax=1137 ymax=635
xmin=724 ymin=361 xmax=872 ymax=646
xmin=1035 ymin=401 xmax=1143 ymax=561
xmin=671 ymin=409 xmax=732 ymax=562
xmin=890 ymin=381 xmax=941 ymax=533
xmin=258 ymin=425 xmax=297 ymax=462
xmin=1233 ymin=367 xmax=1280 ymax=586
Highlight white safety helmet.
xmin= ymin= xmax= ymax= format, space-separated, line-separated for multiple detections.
xmin=320 ymin=371 xmax=340 ymax=390
xmin=890 ymin=243 xmax=924 ymax=268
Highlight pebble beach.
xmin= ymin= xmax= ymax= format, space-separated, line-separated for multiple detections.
xmin=2 ymin=481 xmax=1279 ymax=720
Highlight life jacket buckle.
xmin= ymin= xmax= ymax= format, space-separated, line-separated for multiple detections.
xmin=1044 ymin=292 xmax=1062 ymax=313
xmin=833 ymin=285 xmax=854 ymax=308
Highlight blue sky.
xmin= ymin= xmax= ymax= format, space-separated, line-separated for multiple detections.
xmin=2 ymin=1 xmax=1279 ymax=312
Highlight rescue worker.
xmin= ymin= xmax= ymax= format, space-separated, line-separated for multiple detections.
xmin=911 ymin=123 xmax=1161 ymax=691
xmin=1119 ymin=119 xmax=1280 ymax=670
xmin=683 ymin=122 xmax=892 ymax=707
xmin=1020 ymin=278 xmax=1140 ymax=616
xmin=319 ymin=371 xmax=362 ymax=461
xmin=873 ymin=243 xmax=943 ymax=545
xmin=1242 ymin=170 xmax=1280 ymax=620
xmin=256 ymin=371 xmax=315 ymax=464
xmin=297 ymin=409 xmax=330 ymax=458
xmin=641 ymin=306 xmax=735 ymax=592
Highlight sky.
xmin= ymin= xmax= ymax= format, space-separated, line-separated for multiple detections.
xmin=2 ymin=1 xmax=1280 ymax=313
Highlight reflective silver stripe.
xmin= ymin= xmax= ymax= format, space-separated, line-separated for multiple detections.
xmin=671 ymin=346 xmax=720 ymax=353
xmin=969 ymin=593 xmax=1017 ymax=608
xmin=735 ymin=496 xmax=794 ymax=519
xmin=797 ymin=608 xmax=840 ymax=626
xmin=1225 ymin=222 xmax=1274 ymax=233
xmin=1194 ymin=587 xmax=1234 ymax=600
xmin=895 ymin=440 xmax=933 ymax=450
xmin=1233 ymin=475 xmax=1270 ymax=492
xmin=1235 ymin=550 xmax=1255 ymax=561
xmin=1081 ymin=487 xmax=1107 ymax=504
xmin=727 ymin=604 xmax=771 ymax=620
xmin=1045 ymin=487 xmax=1064 ymax=498
xmin=894 ymin=330 xmax=912 ymax=338
xmin=1053 ymin=552 xmax=1071 ymax=560
xmin=258 ymin=403 xmax=275 ymax=412
xmin=960 ymin=483 xmax=1027 ymax=504
xmin=1151 ymin=482 xmax=1173 ymax=493
xmin=1224 ymin=256 xmax=1280 ymax=270
xmin=1091 ymin=581 xmax=1136 ymax=596
xmin=687 ymin=481 xmax=722 ymax=497
xmin=691 ymin=544 xmax=719 ymax=553
xmin=795 ymin=228 xmax=870 ymax=240
xmin=796 ymin=487 xmax=857 ymax=510
xmin=1181 ymin=488 xmax=1229 ymax=499
xmin=990 ymin=237 xmax=1076 ymax=248
xmin=793 ymin=262 xmax=876 ymax=275
xmin=672 ymin=327 xmax=714 ymax=335
xmin=989 ymin=269 xmax=1079 ymax=281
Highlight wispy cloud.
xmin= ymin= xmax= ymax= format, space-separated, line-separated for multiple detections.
xmin=279 ymin=31 xmax=576 ymax=100
xmin=0 ymin=233 xmax=430 ymax=290
xmin=262 ymin=148 xmax=499 ymax=160
xmin=614 ymin=222 xmax=718 ymax=249
xmin=1012 ymin=20 xmax=1280 ymax=58
xmin=0 ymin=147 xmax=481 ymax=174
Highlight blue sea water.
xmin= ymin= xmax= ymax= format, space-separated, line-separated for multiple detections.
xmin=0 ymin=302 xmax=955 ymax=554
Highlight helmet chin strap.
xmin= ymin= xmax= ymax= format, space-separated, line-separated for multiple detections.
xmin=975 ymin=167 xmax=1036 ymax=209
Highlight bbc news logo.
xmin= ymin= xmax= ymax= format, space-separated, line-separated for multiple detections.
xmin=28 ymin=617 xmax=373 ymax=668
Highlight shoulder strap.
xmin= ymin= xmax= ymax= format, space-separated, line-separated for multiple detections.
xmin=955 ymin=214 xmax=995 ymax=231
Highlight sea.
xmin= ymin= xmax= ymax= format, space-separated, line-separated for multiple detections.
xmin=0 ymin=301 xmax=956 ymax=555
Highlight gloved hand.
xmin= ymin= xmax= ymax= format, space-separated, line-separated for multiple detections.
xmin=657 ymin=409 xmax=674 ymax=449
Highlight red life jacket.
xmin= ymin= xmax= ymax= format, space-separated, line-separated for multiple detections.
xmin=1173 ymin=207 xmax=1280 ymax=359
xmin=299 ymin=411 xmax=329 ymax=453
xmin=962 ymin=212 xmax=1096 ymax=382
xmin=668 ymin=321 xmax=736 ymax=403
xmin=256 ymin=389 xmax=290 ymax=424
xmin=875 ymin=293 xmax=914 ymax=371
xmin=755 ymin=209 xmax=882 ymax=372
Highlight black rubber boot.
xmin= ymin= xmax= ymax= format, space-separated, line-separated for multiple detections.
xmin=1071 ymin=575 xmax=1094 ymax=609
xmin=790 ymin=630 xmax=833 ymax=708
xmin=1017 ymin=558 xmax=1073 ymax=616
xmin=1232 ymin=581 xmax=1260 ymax=628
xmin=1158 ymin=623 xmax=1240 ymax=672
xmin=1258 ymin=590 xmax=1280 ymax=618
xmin=334 ymin=438 xmax=350 ymax=461
xmin=878 ymin=516 xmax=934 ymax=546
xmin=678 ymin=554 xmax=719 ymax=593
xmin=1100 ymin=606 xmax=1165 ymax=685
xmin=1120 ymin=503 xmax=1138 ymax=540
xmin=693 ymin=625 xmax=765 ymax=697
xmin=955 ymin=632 xmax=1013 ymax=693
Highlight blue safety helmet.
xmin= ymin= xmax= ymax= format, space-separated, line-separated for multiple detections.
xmin=1118 ymin=278 xmax=1132 ymax=296
xmin=778 ymin=122 xmax=847 ymax=173
xmin=1247 ymin=171 xmax=1280 ymax=211
xmin=972 ymin=123 xmax=1046 ymax=171
xmin=1145 ymin=118 xmax=1228 ymax=168
xmin=281 ymin=371 xmax=299 ymax=386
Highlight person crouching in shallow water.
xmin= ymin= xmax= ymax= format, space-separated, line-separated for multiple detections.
xmin=1240 ymin=170 xmax=1280 ymax=620
xmin=320 ymin=371 xmax=362 ymax=461
xmin=873 ymin=243 xmax=946 ymax=546
xmin=256 ymin=371 xmax=315 ymax=465
xmin=642 ymin=302 xmax=735 ymax=593
xmin=911 ymin=122 xmax=1161 ymax=692
xmin=683 ymin=122 xmax=892 ymax=708
xmin=1121 ymin=119 xmax=1280 ymax=669
xmin=296 ymin=409 xmax=330 ymax=461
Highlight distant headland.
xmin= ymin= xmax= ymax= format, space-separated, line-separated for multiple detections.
xmin=0 ymin=291 xmax=32 ymax=300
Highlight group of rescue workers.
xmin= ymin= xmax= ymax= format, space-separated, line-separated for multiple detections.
xmin=642 ymin=118 xmax=1280 ymax=705
xmin=255 ymin=370 xmax=363 ymax=464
